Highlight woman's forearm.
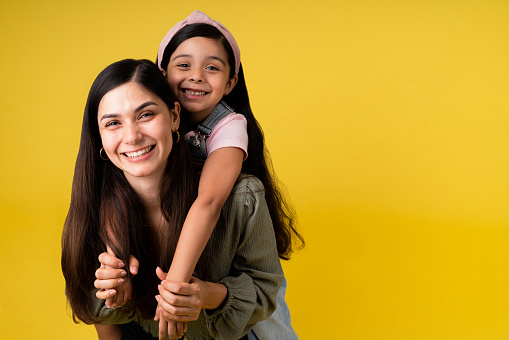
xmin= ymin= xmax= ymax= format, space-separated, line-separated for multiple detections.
xmin=202 ymin=280 xmax=228 ymax=310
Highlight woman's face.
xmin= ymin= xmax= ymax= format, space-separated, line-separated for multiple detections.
xmin=164 ymin=37 xmax=237 ymax=123
xmin=97 ymin=82 xmax=180 ymax=183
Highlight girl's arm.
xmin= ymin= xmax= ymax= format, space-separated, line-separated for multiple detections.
xmin=165 ymin=147 xmax=244 ymax=282
xmin=155 ymin=267 xmax=228 ymax=322
xmin=94 ymin=324 xmax=122 ymax=340
xmin=159 ymin=177 xmax=284 ymax=340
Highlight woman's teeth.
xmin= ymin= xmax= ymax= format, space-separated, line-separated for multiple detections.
xmin=184 ymin=89 xmax=206 ymax=96
xmin=124 ymin=146 xmax=152 ymax=158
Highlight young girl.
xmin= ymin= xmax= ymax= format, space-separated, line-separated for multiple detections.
xmin=102 ymin=10 xmax=304 ymax=339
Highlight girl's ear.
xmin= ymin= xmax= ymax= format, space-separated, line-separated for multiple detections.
xmin=160 ymin=68 xmax=167 ymax=78
xmin=224 ymin=75 xmax=238 ymax=95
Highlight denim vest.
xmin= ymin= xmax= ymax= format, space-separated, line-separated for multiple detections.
xmin=186 ymin=101 xmax=235 ymax=164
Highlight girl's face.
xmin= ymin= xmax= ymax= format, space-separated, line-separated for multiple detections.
xmin=164 ymin=37 xmax=237 ymax=123
xmin=97 ymin=82 xmax=180 ymax=184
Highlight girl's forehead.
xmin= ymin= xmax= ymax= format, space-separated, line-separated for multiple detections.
xmin=175 ymin=36 xmax=226 ymax=54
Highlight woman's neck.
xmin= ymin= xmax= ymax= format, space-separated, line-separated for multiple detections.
xmin=124 ymin=172 xmax=162 ymax=224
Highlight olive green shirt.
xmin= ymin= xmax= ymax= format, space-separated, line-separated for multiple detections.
xmin=95 ymin=176 xmax=284 ymax=340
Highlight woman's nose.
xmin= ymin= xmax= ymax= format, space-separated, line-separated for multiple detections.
xmin=123 ymin=123 xmax=142 ymax=144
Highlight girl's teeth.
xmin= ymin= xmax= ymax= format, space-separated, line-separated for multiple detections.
xmin=125 ymin=146 xmax=152 ymax=158
xmin=185 ymin=90 xmax=206 ymax=96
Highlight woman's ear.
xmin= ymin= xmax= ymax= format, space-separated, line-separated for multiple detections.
xmin=171 ymin=101 xmax=181 ymax=129
xmin=224 ymin=75 xmax=238 ymax=95
xmin=160 ymin=68 xmax=167 ymax=79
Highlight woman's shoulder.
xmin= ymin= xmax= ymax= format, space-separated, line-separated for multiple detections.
xmin=230 ymin=174 xmax=265 ymax=197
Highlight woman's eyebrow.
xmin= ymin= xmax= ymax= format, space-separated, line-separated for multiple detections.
xmin=100 ymin=102 xmax=158 ymax=121
xmin=100 ymin=113 xmax=119 ymax=122
xmin=135 ymin=101 xmax=158 ymax=112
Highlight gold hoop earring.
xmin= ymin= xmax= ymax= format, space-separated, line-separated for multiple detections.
xmin=172 ymin=131 xmax=180 ymax=143
xmin=100 ymin=147 xmax=109 ymax=160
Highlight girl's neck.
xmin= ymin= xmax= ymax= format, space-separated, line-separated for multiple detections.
xmin=185 ymin=105 xmax=218 ymax=126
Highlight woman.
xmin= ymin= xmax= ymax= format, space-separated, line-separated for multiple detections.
xmin=61 ymin=59 xmax=283 ymax=340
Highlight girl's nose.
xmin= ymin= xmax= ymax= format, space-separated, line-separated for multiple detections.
xmin=189 ymin=69 xmax=203 ymax=83
xmin=123 ymin=123 xmax=142 ymax=144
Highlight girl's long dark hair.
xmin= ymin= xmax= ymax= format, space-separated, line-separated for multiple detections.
xmin=160 ymin=24 xmax=304 ymax=260
xmin=61 ymin=59 xmax=198 ymax=324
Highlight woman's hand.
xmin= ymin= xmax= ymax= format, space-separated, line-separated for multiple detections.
xmin=94 ymin=248 xmax=139 ymax=308
xmin=154 ymin=267 xmax=228 ymax=322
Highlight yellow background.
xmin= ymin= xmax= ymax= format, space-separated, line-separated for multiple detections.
xmin=1 ymin=0 xmax=508 ymax=339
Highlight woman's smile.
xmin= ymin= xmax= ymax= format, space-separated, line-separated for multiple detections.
xmin=97 ymin=82 xmax=180 ymax=182
xmin=123 ymin=145 xmax=155 ymax=160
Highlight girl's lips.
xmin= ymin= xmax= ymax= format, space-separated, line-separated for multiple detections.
xmin=181 ymin=89 xmax=208 ymax=97
xmin=122 ymin=145 xmax=154 ymax=159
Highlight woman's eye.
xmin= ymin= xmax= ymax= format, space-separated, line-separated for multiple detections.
xmin=105 ymin=121 xmax=119 ymax=127
xmin=139 ymin=112 xmax=154 ymax=120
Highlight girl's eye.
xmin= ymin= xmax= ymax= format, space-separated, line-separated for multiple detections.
xmin=206 ymin=65 xmax=219 ymax=71
xmin=177 ymin=63 xmax=190 ymax=68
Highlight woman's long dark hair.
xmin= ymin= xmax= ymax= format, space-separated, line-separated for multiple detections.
xmin=160 ymin=23 xmax=304 ymax=260
xmin=61 ymin=59 xmax=198 ymax=324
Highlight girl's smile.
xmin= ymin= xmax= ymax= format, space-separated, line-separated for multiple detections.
xmin=164 ymin=37 xmax=237 ymax=123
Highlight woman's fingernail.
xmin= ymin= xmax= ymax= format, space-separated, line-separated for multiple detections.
xmin=118 ymin=278 xmax=124 ymax=284
xmin=120 ymin=271 xmax=127 ymax=277
xmin=131 ymin=266 xmax=138 ymax=274
xmin=118 ymin=262 xmax=125 ymax=267
xmin=109 ymin=290 xmax=115 ymax=296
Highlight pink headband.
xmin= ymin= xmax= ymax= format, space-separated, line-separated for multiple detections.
xmin=157 ymin=10 xmax=241 ymax=75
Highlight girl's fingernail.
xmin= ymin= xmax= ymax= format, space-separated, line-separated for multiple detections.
xmin=120 ymin=271 xmax=127 ymax=277
xmin=118 ymin=278 xmax=124 ymax=284
xmin=109 ymin=290 xmax=115 ymax=296
xmin=155 ymin=295 xmax=160 ymax=302
xmin=118 ymin=262 xmax=125 ymax=267
xmin=131 ymin=266 xmax=138 ymax=274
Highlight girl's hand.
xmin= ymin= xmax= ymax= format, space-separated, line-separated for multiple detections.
xmin=94 ymin=249 xmax=139 ymax=308
xmin=155 ymin=267 xmax=215 ymax=323
xmin=155 ymin=267 xmax=187 ymax=340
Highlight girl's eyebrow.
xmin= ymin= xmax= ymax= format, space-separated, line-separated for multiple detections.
xmin=100 ymin=101 xmax=158 ymax=121
xmin=173 ymin=54 xmax=226 ymax=66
